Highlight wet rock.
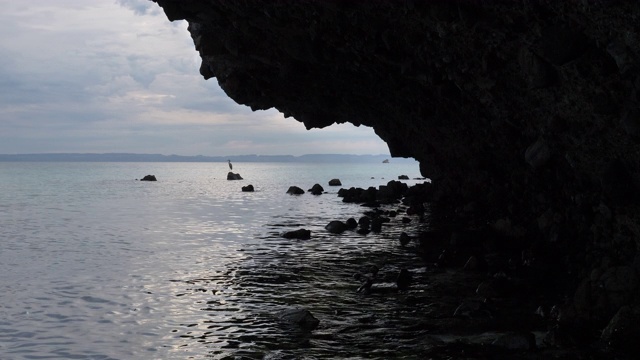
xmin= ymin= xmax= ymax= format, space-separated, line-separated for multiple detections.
xmin=227 ymin=172 xmax=243 ymax=180
xmin=328 ymin=178 xmax=341 ymax=186
xmin=140 ymin=175 xmax=157 ymax=181
xmin=601 ymin=306 xmax=640 ymax=353
xmin=463 ymin=256 xmax=488 ymax=273
xmin=356 ymin=277 xmax=374 ymax=294
xmin=241 ymin=184 xmax=254 ymax=192
xmin=399 ymin=232 xmax=411 ymax=247
xmin=286 ymin=186 xmax=305 ymax=195
xmin=377 ymin=180 xmax=408 ymax=203
xmin=282 ymin=229 xmax=311 ymax=240
xmin=453 ymin=299 xmax=491 ymax=318
xmin=524 ymin=138 xmax=551 ymax=169
xmin=476 ymin=276 xmax=513 ymax=298
xmin=398 ymin=174 xmax=409 ymax=180
xmin=600 ymin=159 xmax=637 ymax=206
xmin=345 ymin=218 xmax=358 ymax=229
xmin=607 ymin=39 xmax=636 ymax=74
xmin=601 ymin=265 xmax=639 ymax=309
xmin=518 ymin=47 xmax=557 ymax=88
xmin=401 ymin=217 xmax=411 ymax=223
xmin=621 ymin=107 xmax=640 ymax=138
xmin=491 ymin=332 xmax=536 ymax=351
xmin=371 ymin=217 xmax=383 ymax=233
xmin=539 ymin=25 xmax=589 ymax=66
xmin=358 ymin=216 xmax=371 ymax=229
xmin=308 ymin=183 xmax=324 ymax=195
xmin=325 ymin=220 xmax=348 ymax=234
xmin=396 ymin=268 xmax=412 ymax=290
xmin=276 ymin=308 xmax=319 ymax=331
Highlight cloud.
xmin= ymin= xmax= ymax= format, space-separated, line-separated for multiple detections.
xmin=115 ymin=0 xmax=162 ymax=16
xmin=0 ymin=0 xmax=392 ymax=157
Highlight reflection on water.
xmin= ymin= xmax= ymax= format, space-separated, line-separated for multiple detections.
xmin=164 ymin=213 xmax=432 ymax=359
xmin=0 ymin=162 xmax=430 ymax=359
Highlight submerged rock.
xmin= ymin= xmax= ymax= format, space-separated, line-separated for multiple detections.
xmin=140 ymin=175 xmax=157 ymax=181
xmin=277 ymin=308 xmax=319 ymax=330
xmin=282 ymin=229 xmax=311 ymax=240
xmin=227 ymin=172 xmax=243 ymax=180
xmin=286 ymin=186 xmax=304 ymax=195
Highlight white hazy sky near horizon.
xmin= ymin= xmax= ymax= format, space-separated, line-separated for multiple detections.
xmin=0 ymin=0 xmax=392 ymax=157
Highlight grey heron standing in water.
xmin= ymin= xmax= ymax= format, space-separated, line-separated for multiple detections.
xmin=228 ymin=160 xmax=232 ymax=170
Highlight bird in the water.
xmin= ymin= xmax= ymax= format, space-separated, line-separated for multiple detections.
xmin=228 ymin=160 xmax=232 ymax=170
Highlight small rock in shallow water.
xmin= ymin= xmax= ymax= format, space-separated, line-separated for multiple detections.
xmin=345 ymin=218 xmax=358 ymax=229
xmin=241 ymin=184 xmax=254 ymax=192
xmin=328 ymin=178 xmax=341 ymax=186
xmin=140 ymin=175 xmax=157 ymax=181
xmin=282 ymin=229 xmax=311 ymax=240
xmin=276 ymin=308 xmax=319 ymax=330
xmin=308 ymin=183 xmax=324 ymax=195
xmin=227 ymin=172 xmax=243 ymax=180
xmin=286 ymin=186 xmax=305 ymax=195
xmin=325 ymin=220 xmax=348 ymax=234
xmin=399 ymin=232 xmax=411 ymax=246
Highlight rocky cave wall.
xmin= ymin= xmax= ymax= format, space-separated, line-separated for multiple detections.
xmin=152 ymin=0 xmax=640 ymax=322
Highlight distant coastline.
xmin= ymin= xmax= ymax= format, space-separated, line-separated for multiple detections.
xmin=0 ymin=153 xmax=417 ymax=163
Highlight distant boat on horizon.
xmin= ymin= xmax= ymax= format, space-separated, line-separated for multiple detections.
xmin=382 ymin=159 xmax=389 ymax=163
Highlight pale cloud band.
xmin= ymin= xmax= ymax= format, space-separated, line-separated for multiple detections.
xmin=0 ymin=0 xmax=391 ymax=156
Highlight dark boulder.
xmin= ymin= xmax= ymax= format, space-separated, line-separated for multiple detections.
xmin=396 ymin=268 xmax=412 ymax=290
xmin=140 ymin=175 xmax=157 ymax=181
xmin=328 ymin=178 xmax=342 ymax=186
xmin=398 ymin=175 xmax=409 ymax=180
xmin=399 ymin=232 xmax=411 ymax=246
xmin=309 ymin=183 xmax=324 ymax=195
xmin=325 ymin=220 xmax=348 ymax=234
xmin=345 ymin=218 xmax=358 ymax=229
xmin=227 ymin=172 xmax=243 ymax=180
xmin=282 ymin=228 xmax=311 ymax=240
xmin=286 ymin=186 xmax=305 ymax=195
xmin=241 ymin=184 xmax=254 ymax=192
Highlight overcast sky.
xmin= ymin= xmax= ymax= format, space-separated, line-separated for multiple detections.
xmin=0 ymin=0 xmax=390 ymax=156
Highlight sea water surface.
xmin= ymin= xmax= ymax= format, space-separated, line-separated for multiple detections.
xmin=0 ymin=161 xmax=429 ymax=359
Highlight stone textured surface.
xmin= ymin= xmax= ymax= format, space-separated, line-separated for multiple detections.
xmin=152 ymin=0 xmax=640 ymax=320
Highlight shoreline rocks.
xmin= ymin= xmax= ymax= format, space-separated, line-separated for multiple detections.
xmin=286 ymin=186 xmax=305 ymax=195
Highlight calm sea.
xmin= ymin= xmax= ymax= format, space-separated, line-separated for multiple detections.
xmin=0 ymin=161 xmax=429 ymax=359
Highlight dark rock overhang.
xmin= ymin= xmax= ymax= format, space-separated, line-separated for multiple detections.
xmin=151 ymin=0 xmax=640 ymax=326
